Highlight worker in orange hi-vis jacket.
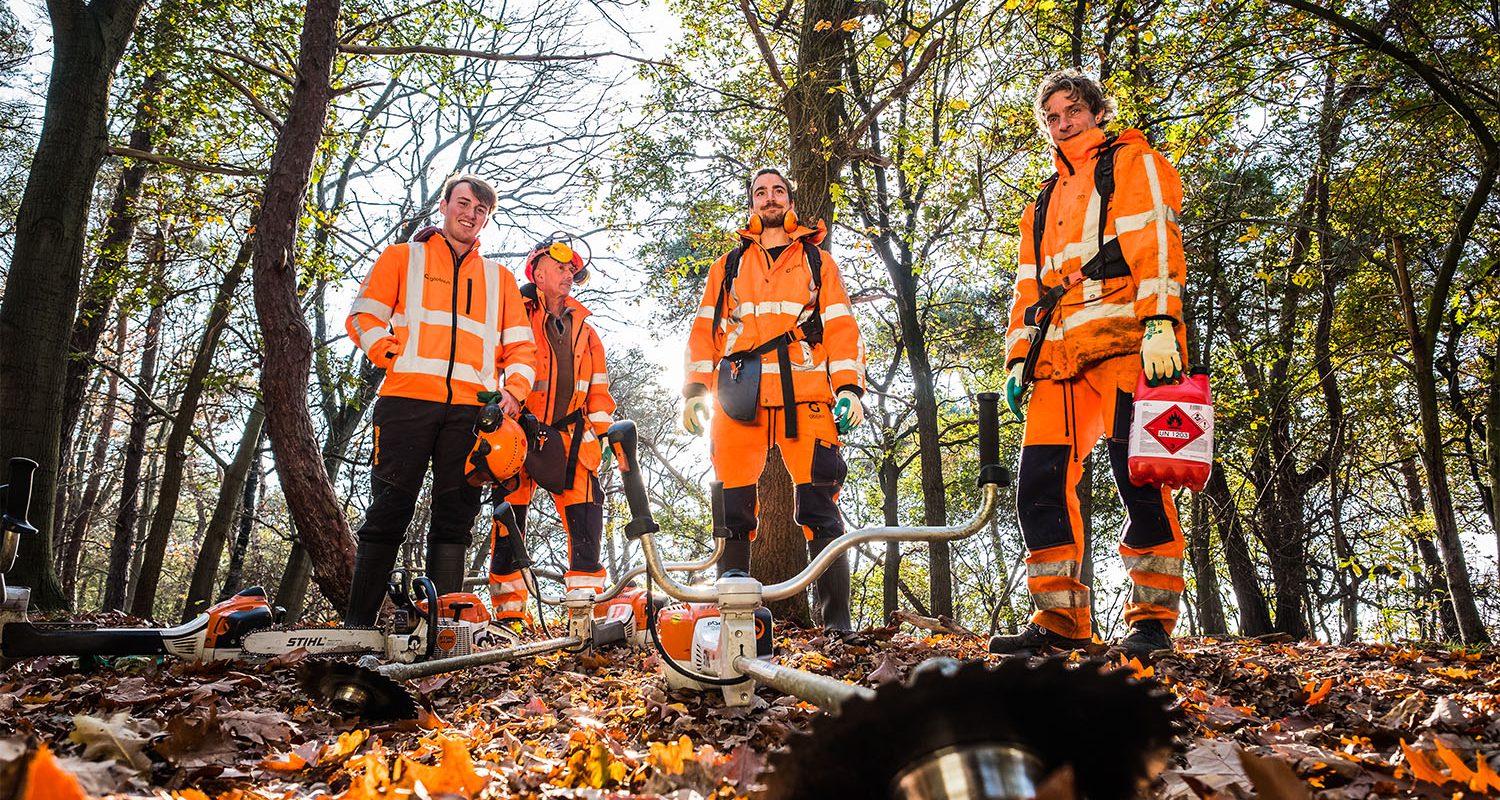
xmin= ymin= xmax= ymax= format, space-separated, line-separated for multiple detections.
xmin=343 ymin=172 xmax=538 ymax=627
xmin=681 ymin=168 xmax=867 ymax=633
xmin=990 ymin=70 xmax=1191 ymax=661
xmin=487 ymin=234 xmax=616 ymax=638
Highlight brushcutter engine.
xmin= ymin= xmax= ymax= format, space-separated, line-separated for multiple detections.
xmin=655 ymin=600 xmax=773 ymax=692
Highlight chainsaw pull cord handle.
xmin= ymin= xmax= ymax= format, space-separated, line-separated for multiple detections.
xmin=412 ymin=575 xmax=440 ymax=660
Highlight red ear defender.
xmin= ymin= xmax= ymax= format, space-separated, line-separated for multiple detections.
xmin=783 ymin=208 xmax=798 ymax=232
xmin=746 ymin=214 xmax=764 ymax=235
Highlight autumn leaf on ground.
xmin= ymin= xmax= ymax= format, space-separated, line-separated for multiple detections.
xmin=648 ymin=735 xmax=694 ymax=775
xmin=401 ymin=734 xmax=489 ymax=796
xmin=260 ymin=750 xmax=308 ymax=772
xmin=1303 ymin=677 xmax=1332 ymax=705
xmin=68 ymin=712 xmax=154 ymax=771
xmin=19 ymin=743 xmax=88 ymax=800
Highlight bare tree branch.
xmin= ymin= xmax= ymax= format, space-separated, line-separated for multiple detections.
xmin=108 ymin=146 xmax=261 ymax=177
xmin=844 ymin=38 xmax=944 ymax=149
xmin=740 ymin=0 xmax=789 ymax=92
xmin=339 ymin=43 xmax=669 ymax=67
xmin=208 ymin=64 xmax=284 ymax=130
xmin=204 ymin=47 xmax=294 ymax=85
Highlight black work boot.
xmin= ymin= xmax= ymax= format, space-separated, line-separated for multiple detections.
xmin=344 ymin=542 xmax=401 ymax=627
xmin=425 ymin=542 xmax=468 ymax=596
xmin=988 ymin=622 xmax=1091 ymax=656
xmin=717 ymin=538 xmax=752 ymax=578
xmin=808 ymin=538 xmax=852 ymax=633
xmin=1118 ymin=619 xmax=1172 ymax=660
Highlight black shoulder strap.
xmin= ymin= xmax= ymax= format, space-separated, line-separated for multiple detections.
xmin=1093 ymin=136 xmax=1124 ymax=249
xmin=1032 ymin=174 xmax=1059 ymax=285
xmin=712 ymin=241 xmax=749 ymax=337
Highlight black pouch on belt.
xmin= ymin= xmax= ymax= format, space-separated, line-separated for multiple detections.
xmin=519 ymin=409 xmax=584 ymax=494
xmin=716 ymin=352 xmax=761 ymax=422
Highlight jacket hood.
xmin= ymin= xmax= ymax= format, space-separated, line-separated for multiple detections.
xmin=520 ymin=282 xmax=592 ymax=321
xmin=1051 ymin=127 xmax=1147 ymax=176
xmin=735 ymin=216 xmax=827 ymax=248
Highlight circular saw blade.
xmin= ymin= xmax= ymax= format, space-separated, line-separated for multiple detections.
xmin=757 ymin=657 xmax=1182 ymax=800
xmin=297 ymin=660 xmax=420 ymax=721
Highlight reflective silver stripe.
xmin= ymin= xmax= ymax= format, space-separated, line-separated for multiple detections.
xmin=1059 ymin=301 xmax=1135 ymax=331
xmin=1005 ymin=328 xmax=1030 ymax=352
xmin=733 ymin=300 xmax=808 ymax=317
xmin=588 ymin=411 xmax=613 ymax=424
xmin=494 ymin=599 xmax=526 ymax=612
xmin=358 ymin=328 xmax=391 ymax=352
xmin=828 ymin=359 xmax=862 ymax=375
xmin=351 ymin=297 xmax=393 ymax=319
xmin=1113 ymin=207 xmax=1162 ymax=235
xmin=393 ymin=244 xmax=427 ymax=372
xmin=574 ymin=379 xmax=589 ymax=392
xmin=505 ymin=362 xmax=536 ymax=385
xmin=489 ymin=576 xmax=526 ymax=593
xmin=1131 ymin=585 xmax=1180 ymax=608
xmin=565 ymin=574 xmax=607 ymax=590
xmin=479 ymin=258 xmax=502 ymax=391
xmin=686 ymin=360 xmax=715 ymax=373
xmin=822 ymin=303 xmax=852 ymax=321
xmin=1033 ymin=589 xmax=1089 ymax=610
xmin=1123 ymin=554 xmax=1184 ymax=578
xmin=1142 ymin=153 xmax=1171 ymax=317
xmin=1026 ymin=560 xmax=1078 ymax=579
xmin=696 ymin=306 xmax=716 ymax=319
xmin=502 ymin=325 xmax=534 ymax=344
xmin=590 ymin=372 xmax=609 ymax=386
xmin=1136 ymin=278 xmax=1182 ymax=303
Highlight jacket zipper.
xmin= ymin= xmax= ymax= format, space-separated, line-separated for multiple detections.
xmin=444 ymin=241 xmax=462 ymax=405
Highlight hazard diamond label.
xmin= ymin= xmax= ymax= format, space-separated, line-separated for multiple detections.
xmin=1143 ymin=404 xmax=1205 ymax=455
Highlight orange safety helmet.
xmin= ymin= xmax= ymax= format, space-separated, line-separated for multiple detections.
xmin=466 ymin=402 xmax=527 ymax=487
xmin=524 ymin=233 xmax=591 ymax=285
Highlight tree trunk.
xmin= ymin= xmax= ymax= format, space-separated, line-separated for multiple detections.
xmin=1489 ymin=343 xmax=1500 ymax=567
xmin=1204 ymin=469 xmax=1271 ymax=635
xmin=181 ymin=402 xmax=264 ymax=620
xmin=59 ymin=317 xmax=124 ymax=603
xmin=275 ymin=541 xmax=313 ymax=623
xmin=0 ymin=0 xmax=151 ymax=611
xmin=755 ymin=448 xmax=812 ymax=626
xmin=880 ymin=453 xmax=899 ymax=620
xmin=219 ymin=450 xmax=262 ymax=600
xmin=125 ymin=447 xmax=161 ymax=614
xmin=1392 ymin=235 xmax=1490 ymax=643
xmin=1187 ymin=490 xmax=1226 ymax=635
xmin=249 ymin=0 xmax=355 ymax=611
xmin=1399 ymin=453 xmax=1461 ymax=641
xmin=131 ymin=236 xmax=252 ymax=617
xmin=53 ymin=69 xmax=163 ymax=549
xmin=103 ymin=267 xmax=165 ymax=612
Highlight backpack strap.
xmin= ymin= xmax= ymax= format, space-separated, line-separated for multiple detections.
xmin=711 ymin=240 xmax=749 ymax=339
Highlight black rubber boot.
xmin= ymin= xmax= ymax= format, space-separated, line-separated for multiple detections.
xmin=425 ymin=542 xmax=468 ymax=596
xmin=808 ymin=538 xmax=852 ymax=632
xmin=988 ymin=622 xmax=1091 ymax=656
xmin=344 ymin=542 xmax=401 ymax=627
xmin=717 ymin=538 xmax=752 ymax=577
xmin=1118 ymin=619 xmax=1172 ymax=660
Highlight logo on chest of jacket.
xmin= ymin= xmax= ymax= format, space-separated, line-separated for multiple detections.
xmin=425 ymin=273 xmax=453 ymax=287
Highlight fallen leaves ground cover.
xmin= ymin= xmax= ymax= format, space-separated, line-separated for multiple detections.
xmin=1 ymin=622 xmax=1496 ymax=799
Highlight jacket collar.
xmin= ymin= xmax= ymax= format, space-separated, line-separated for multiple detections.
xmin=735 ymin=217 xmax=828 ymax=249
xmin=520 ymin=282 xmax=591 ymax=322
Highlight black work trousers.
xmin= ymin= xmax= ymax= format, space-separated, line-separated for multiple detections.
xmin=355 ymin=396 xmax=483 ymax=549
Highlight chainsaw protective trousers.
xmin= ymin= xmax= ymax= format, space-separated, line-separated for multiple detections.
xmin=709 ymin=400 xmax=846 ymax=543
xmin=1016 ymin=355 xmax=1185 ymax=640
xmin=488 ymin=464 xmax=606 ymax=620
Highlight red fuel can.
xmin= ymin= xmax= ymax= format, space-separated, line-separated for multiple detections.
xmin=1127 ymin=368 xmax=1213 ymax=491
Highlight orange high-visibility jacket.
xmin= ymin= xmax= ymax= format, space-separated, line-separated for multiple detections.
xmin=519 ymin=283 xmax=616 ymax=469
xmin=1005 ymin=127 xmax=1188 ymax=381
xmin=347 ymin=233 xmax=538 ymax=405
xmin=683 ymin=220 xmax=866 ymax=405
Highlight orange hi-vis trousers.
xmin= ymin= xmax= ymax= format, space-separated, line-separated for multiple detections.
xmin=710 ymin=400 xmax=847 ymax=542
xmin=1017 ymin=354 xmax=1185 ymax=640
xmin=487 ymin=459 xmax=606 ymax=621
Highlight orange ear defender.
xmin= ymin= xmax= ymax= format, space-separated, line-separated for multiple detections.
xmin=746 ymin=214 xmax=763 ymax=235
xmin=782 ymin=208 xmax=798 ymax=232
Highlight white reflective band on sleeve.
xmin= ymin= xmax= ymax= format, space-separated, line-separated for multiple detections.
xmin=1142 ymin=153 xmax=1171 ymax=317
xmin=1026 ymin=560 xmax=1078 ymax=579
xmin=822 ymin=303 xmax=852 ymax=321
xmin=359 ymin=328 xmax=392 ymax=353
xmin=351 ymin=297 xmax=393 ymax=320
xmin=506 ymin=362 xmax=536 ymax=385
xmin=1033 ymin=589 xmax=1090 ymax=610
xmin=1136 ymin=278 xmax=1182 ymax=302
xmin=1130 ymin=585 xmax=1181 ymax=608
xmin=1113 ymin=208 xmax=1161 ymax=235
xmin=589 ymin=411 xmax=613 ymax=424
xmin=590 ymin=372 xmax=610 ymax=387
xmin=1122 ymin=555 xmax=1184 ymax=577
xmin=686 ymin=360 xmax=715 ymax=374
xmin=502 ymin=325 xmax=534 ymax=344
xmin=828 ymin=359 xmax=863 ymax=375
xmin=1005 ymin=329 xmax=1030 ymax=352
xmin=696 ymin=306 xmax=716 ymax=319
xmin=575 ymin=379 xmax=590 ymax=392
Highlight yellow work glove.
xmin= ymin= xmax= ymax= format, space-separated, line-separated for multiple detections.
xmin=1004 ymin=362 xmax=1027 ymax=423
xmin=682 ymin=395 xmax=709 ymax=436
xmin=833 ymin=389 xmax=864 ymax=434
xmin=1141 ymin=319 xmax=1183 ymax=387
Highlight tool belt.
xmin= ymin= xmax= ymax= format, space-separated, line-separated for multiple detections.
xmin=716 ymin=316 xmax=824 ymax=438
xmin=1019 ymin=241 xmax=1130 ymax=386
xmin=518 ymin=407 xmax=586 ymax=493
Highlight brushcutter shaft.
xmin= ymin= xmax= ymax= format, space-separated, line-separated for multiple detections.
xmin=376 ymin=635 xmax=582 ymax=682
xmin=731 ymin=655 xmax=876 ymax=715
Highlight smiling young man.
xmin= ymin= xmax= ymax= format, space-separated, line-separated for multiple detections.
xmin=681 ymin=168 xmax=867 ymax=633
xmin=486 ymin=235 xmax=615 ymax=637
xmin=993 ymin=70 xmax=1191 ymax=659
xmin=343 ymin=173 xmax=538 ymax=626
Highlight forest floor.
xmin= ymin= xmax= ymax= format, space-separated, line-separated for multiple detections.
xmin=0 ymin=614 xmax=1497 ymax=799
